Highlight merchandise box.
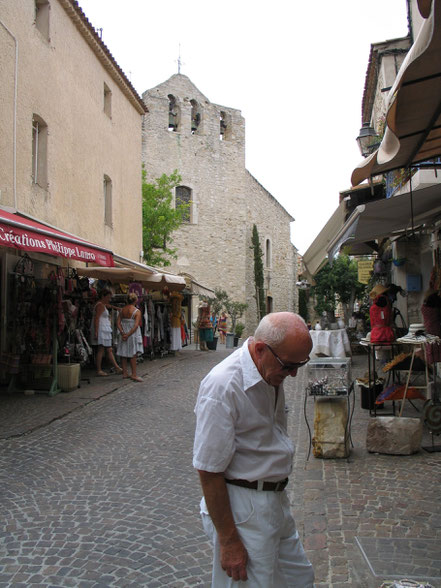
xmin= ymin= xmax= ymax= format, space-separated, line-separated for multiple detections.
xmin=306 ymin=357 xmax=351 ymax=396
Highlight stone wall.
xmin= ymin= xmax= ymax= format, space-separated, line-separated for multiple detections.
xmin=142 ymin=74 xmax=298 ymax=336
xmin=244 ymin=172 xmax=296 ymax=333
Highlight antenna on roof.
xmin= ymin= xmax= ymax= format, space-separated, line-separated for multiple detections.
xmin=176 ymin=43 xmax=185 ymax=74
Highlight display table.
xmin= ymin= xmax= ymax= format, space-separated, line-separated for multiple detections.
xmin=310 ymin=329 xmax=351 ymax=358
xmin=359 ymin=340 xmax=431 ymax=416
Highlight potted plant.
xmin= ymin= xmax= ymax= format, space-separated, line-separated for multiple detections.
xmin=234 ymin=322 xmax=245 ymax=347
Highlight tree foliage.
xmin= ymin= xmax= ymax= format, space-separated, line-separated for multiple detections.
xmin=206 ymin=288 xmax=248 ymax=332
xmin=312 ymin=254 xmax=366 ymax=322
xmin=141 ymin=168 xmax=189 ymax=267
xmin=224 ymin=299 xmax=248 ymax=331
xmin=209 ymin=289 xmax=229 ymax=316
xmin=251 ymin=225 xmax=266 ymax=321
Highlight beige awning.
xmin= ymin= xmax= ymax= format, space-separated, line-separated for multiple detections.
xmin=327 ymin=183 xmax=441 ymax=258
xmin=302 ymin=200 xmax=347 ymax=277
xmin=143 ymin=273 xmax=186 ymax=291
xmin=76 ymin=265 xmax=186 ymax=291
xmin=75 ymin=266 xmax=155 ymax=284
xmin=351 ymin=0 xmax=441 ymax=186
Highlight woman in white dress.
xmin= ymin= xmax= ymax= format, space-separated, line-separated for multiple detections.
xmin=92 ymin=288 xmax=122 ymax=377
xmin=116 ymin=293 xmax=143 ymax=382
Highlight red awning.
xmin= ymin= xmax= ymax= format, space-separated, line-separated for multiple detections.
xmin=0 ymin=210 xmax=114 ymax=267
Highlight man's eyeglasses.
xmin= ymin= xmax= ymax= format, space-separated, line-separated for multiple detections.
xmin=266 ymin=344 xmax=310 ymax=371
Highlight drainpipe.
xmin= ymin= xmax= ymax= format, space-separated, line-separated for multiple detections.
xmin=0 ymin=19 xmax=18 ymax=210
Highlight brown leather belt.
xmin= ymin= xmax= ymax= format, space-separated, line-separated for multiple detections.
xmin=225 ymin=478 xmax=288 ymax=492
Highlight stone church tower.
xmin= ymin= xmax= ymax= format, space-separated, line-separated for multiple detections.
xmin=142 ymin=74 xmax=297 ymax=334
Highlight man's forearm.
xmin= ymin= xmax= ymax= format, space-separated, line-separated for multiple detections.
xmin=197 ymin=470 xmax=239 ymax=543
xmin=197 ymin=470 xmax=248 ymax=581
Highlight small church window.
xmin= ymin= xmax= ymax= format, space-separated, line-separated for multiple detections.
xmin=175 ymin=186 xmax=192 ymax=223
xmin=190 ymin=100 xmax=201 ymax=134
xmin=168 ymin=94 xmax=180 ymax=131
xmin=265 ymin=238 xmax=272 ymax=268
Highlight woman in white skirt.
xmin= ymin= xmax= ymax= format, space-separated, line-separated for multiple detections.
xmin=91 ymin=288 xmax=122 ymax=377
xmin=116 ymin=293 xmax=143 ymax=382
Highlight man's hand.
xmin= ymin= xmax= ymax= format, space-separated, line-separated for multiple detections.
xmin=220 ymin=537 xmax=248 ymax=581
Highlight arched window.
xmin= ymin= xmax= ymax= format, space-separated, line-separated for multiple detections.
xmin=266 ymin=296 xmax=273 ymax=314
xmin=220 ymin=110 xmax=231 ymax=140
xmin=175 ymin=186 xmax=192 ymax=223
xmin=32 ymin=114 xmax=48 ymax=188
xmin=265 ymin=238 xmax=272 ymax=268
xmin=168 ymin=94 xmax=180 ymax=131
xmin=190 ymin=100 xmax=201 ymax=134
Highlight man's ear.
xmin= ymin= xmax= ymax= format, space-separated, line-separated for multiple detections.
xmin=254 ymin=341 xmax=266 ymax=358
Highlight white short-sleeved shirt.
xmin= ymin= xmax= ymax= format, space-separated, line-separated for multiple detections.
xmin=193 ymin=338 xmax=294 ymax=482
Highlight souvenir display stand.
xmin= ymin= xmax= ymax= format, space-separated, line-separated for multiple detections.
xmin=4 ymin=257 xmax=61 ymax=396
xmin=359 ymin=340 xmax=431 ymax=417
xmin=358 ymin=341 xmax=401 ymax=415
xmin=0 ymin=255 xmax=190 ymax=396
xmin=396 ymin=341 xmax=431 ymax=417
xmin=304 ymin=357 xmax=354 ymax=460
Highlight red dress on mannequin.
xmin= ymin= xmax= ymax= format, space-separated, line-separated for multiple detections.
xmin=370 ymin=294 xmax=395 ymax=343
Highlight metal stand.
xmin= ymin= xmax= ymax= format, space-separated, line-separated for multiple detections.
xmin=304 ymin=382 xmax=355 ymax=461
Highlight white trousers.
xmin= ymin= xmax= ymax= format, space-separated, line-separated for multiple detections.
xmin=200 ymin=484 xmax=315 ymax=587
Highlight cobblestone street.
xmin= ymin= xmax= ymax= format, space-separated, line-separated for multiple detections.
xmin=1 ymin=345 xmax=440 ymax=587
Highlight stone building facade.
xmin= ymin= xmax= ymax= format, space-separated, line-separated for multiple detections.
xmin=0 ymin=0 xmax=146 ymax=261
xmin=142 ymin=74 xmax=297 ymax=334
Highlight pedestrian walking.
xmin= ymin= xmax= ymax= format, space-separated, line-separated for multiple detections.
xmin=193 ymin=312 xmax=314 ymax=586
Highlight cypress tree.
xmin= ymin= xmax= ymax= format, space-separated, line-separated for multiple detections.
xmin=251 ymin=225 xmax=266 ymax=321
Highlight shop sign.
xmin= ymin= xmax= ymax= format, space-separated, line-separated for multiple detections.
xmin=0 ymin=222 xmax=114 ymax=267
xmin=358 ymin=259 xmax=374 ymax=284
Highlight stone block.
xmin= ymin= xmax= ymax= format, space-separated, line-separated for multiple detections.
xmin=312 ymin=397 xmax=350 ymax=458
xmin=366 ymin=416 xmax=422 ymax=455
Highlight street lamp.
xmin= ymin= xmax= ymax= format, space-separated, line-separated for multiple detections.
xmin=356 ymin=122 xmax=380 ymax=158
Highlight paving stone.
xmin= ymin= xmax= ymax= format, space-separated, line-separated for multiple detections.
xmin=0 ymin=349 xmax=440 ymax=587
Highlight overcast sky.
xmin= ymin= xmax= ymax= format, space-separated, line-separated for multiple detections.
xmin=78 ymin=0 xmax=409 ymax=255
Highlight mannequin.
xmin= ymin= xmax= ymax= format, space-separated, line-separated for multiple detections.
xmin=170 ymin=291 xmax=184 ymax=351
xmin=369 ymin=284 xmax=394 ymax=343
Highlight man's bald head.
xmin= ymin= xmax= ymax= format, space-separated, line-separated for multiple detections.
xmin=254 ymin=312 xmax=310 ymax=347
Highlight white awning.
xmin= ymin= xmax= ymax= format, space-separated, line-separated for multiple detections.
xmin=327 ymin=183 xmax=441 ymax=257
xmin=351 ymin=0 xmax=441 ymax=186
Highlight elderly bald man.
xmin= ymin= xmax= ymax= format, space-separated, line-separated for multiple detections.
xmin=193 ymin=312 xmax=315 ymax=587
